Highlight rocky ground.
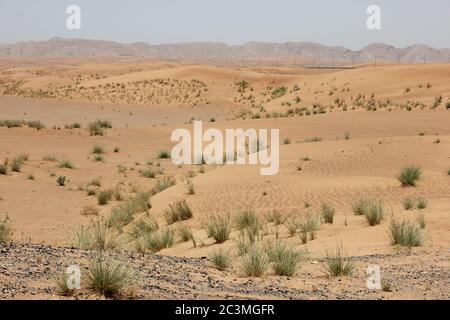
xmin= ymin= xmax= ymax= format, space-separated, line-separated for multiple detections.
xmin=0 ymin=243 xmax=448 ymax=300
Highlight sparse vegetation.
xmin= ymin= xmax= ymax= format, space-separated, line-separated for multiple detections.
xmin=209 ymin=248 xmax=232 ymax=270
xmin=81 ymin=205 xmax=100 ymax=216
xmin=97 ymin=189 xmax=113 ymax=205
xmin=51 ymin=272 xmax=75 ymax=296
xmin=185 ymin=179 xmax=195 ymax=194
xmin=320 ymin=203 xmax=335 ymax=224
xmin=84 ymin=257 xmax=131 ymax=298
xmin=204 ymin=213 xmax=232 ymax=243
xmin=136 ymin=228 xmax=174 ymax=253
xmin=389 ymin=219 xmax=424 ymax=247
xmin=58 ymin=159 xmax=74 ymax=169
xmin=157 ymin=150 xmax=171 ymax=159
xmin=398 ymin=166 xmax=422 ymax=187
xmin=323 ymin=243 xmax=354 ymax=277
xmin=163 ymin=200 xmax=193 ymax=224
xmin=241 ymin=246 xmax=269 ymax=277
xmin=403 ymin=197 xmax=415 ymax=210
xmin=92 ymin=145 xmax=105 ymax=154
xmin=151 ymin=176 xmax=176 ymax=195
xmin=265 ymin=241 xmax=303 ymax=276
xmin=364 ymin=199 xmax=385 ymax=226
xmin=0 ymin=215 xmax=13 ymax=244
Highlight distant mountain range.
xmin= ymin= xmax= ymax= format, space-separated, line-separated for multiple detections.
xmin=1 ymin=37 xmax=450 ymax=64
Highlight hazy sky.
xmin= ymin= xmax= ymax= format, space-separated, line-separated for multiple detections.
xmin=1 ymin=0 xmax=449 ymax=49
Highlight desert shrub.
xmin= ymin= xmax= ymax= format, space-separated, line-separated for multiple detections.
xmin=81 ymin=205 xmax=100 ymax=216
xmin=389 ymin=219 xmax=423 ymax=247
xmin=235 ymin=235 xmax=251 ymax=256
xmin=88 ymin=177 xmax=102 ymax=187
xmin=352 ymin=198 xmax=371 ymax=215
xmin=129 ymin=217 xmax=159 ymax=240
xmin=86 ymin=187 xmax=96 ymax=196
xmin=283 ymin=138 xmax=291 ymax=145
xmin=51 ymin=272 xmax=75 ymax=296
xmin=265 ymin=210 xmax=285 ymax=225
xmin=283 ymin=215 xmax=299 ymax=237
xmin=297 ymin=211 xmax=322 ymax=240
xmin=11 ymin=156 xmax=25 ymax=172
xmin=323 ymin=243 xmax=354 ymax=277
xmin=204 ymin=213 xmax=231 ymax=243
xmin=157 ymin=150 xmax=171 ymax=159
xmin=64 ymin=122 xmax=81 ymax=129
xmin=177 ymin=223 xmax=194 ymax=243
xmin=304 ymin=136 xmax=322 ymax=143
xmin=140 ymin=167 xmax=156 ymax=178
xmin=42 ymin=154 xmax=57 ymax=162
xmin=364 ymin=200 xmax=385 ymax=226
xmin=92 ymin=145 xmax=105 ymax=154
xmin=136 ymin=228 xmax=174 ymax=253
xmin=106 ymin=192 xmax=151 ymax=229
xmin=241 ymin=246 xmax=269 ymax=277
xmin=151 ymin=176 xmax=176 ymax=195
xmin=416 ymin=212 xmax=426 ymax=229
xmin=398 ymin=166 xmax=422 ymax=187
xmin=88 ymin=122 xmax=104 ymax=136
xmin=114 ymin=147 xmax=120 ymax=153
xmin=0 ymin=164 xmax=8 ymax=175
xmin=58 ymin=159 xmax=74 ymax=169
xmin=234 ymin=209 xmax=258 ymax=230
xmin=265 ymin=241 xmax=303 ymax=276
xmin=209 ymin=248 xmax=232 ymax=270
xmin=301 ymin=156 xmax=310 ymax=161
xmin=97 ymin=189 xmax=113 ymax=205
xmin=0 ymin=215 xmax=13 ymax=244
xmin=320 ymin=203 xmax=335 ymax=224
xmin=93 ymin=155 xmax=104 ymax=162
xmin=185 ymin=179 xmax=195 ymax=194
xmin=402 ymin=197 xmax=414 ymax=210
xmin=416 ymin=196 xmax=428 ymax=209
xmin=84 ymin=257 xmax=131 ymax=298
xmin=26 ymin=120 xmax=45 ymax=130
xmin=163 ymin=200 xmax=193 ymax=224
xmin=88 ymin=220 xmax=120 ymax=251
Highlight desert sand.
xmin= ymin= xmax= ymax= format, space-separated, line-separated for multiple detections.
xmin=0 ymin=59 xmax=449 ymax=300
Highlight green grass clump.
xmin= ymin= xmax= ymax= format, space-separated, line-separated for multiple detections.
xmin=157 ymin=150 xmax=171 ymax=159
xmin=204 ymin=213 xmax=232 ymax=243
xmin=136 ymin=228 xmax=174 ymax=253
xmin=97 ymin=189 xmax=113 ymax=205
xmin=0 ymin=164 xmax=8 ymax=175
xmin=58 ymin=159 xmax=74 ymax=169
xmin=209 ymin=248 xmax=232 ymax=270
xmin=151 ymin=176 xmax=176 ymax=195
xmin=402 ymin=197 xmax=414 ymax=210
xmin=398 ymin=165 xmax=422 ymax=187
xmin=389 ymin=219 xmax=423 ymax=247
xmin=70 ymin=220 xmax=119 ymax=251
xmin=323 ymin=243 xmax=354 ymax=277
xmin=140 ymin=167 xmax=157 ymax=178
xmin=265 ymin=210 xmax=285 ymax=225
xmin=92 ymin=145 xmax=105 ymax=154
xmin=0 ymin=215 xmax=13 ymax=244
xmin=265 ymin=241 xmax=303 ymax=276
xmin=129 ymin=217 xmax=159 ymax=240
xmin=241 ymin=246 xmax=269 ymax=277
xmin=42 ymin=154 xmax=58 ymax=162
xmin=234 ymin=209 xmax=258 ymax=230
xmin=177 ymin=223 xmax=194 ymax=243
xmin=163 ymin=200 xmax=193 ymax=225
xmin=84 ymin=257 xmax=131 ymax=298
xmin=106 ymin=192 xmax=151 ymax=229
xmin=320 ymin=203 xmax=335 ymax=224
xmin=416 ymin=196 xmax=428 ymax=209
xmin=364 ymin=200 xmax=385 ymax=226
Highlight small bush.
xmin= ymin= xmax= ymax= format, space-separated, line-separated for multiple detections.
xmin=416 ymin=196 xmax=428 ymax=209
xmin=84 ymin=257 xmax=130 ymax=298
xmin=265 ymin=210 xmax=285 ymax=225
xmin=352 ymin=198 xmax=371 ymax=216
xmin=320 ymin=203 xmax=335 ymax=224
xmin=204 ymin=213 xmax=232 ymax=243
xmin=51 ymin=272 xmax=75 ymax=296
xmin=235 ymin=209 xmax=258 ymax=230
xmin=266 ymin=241 xmax=303 ymax=276
xmin=92 ymin=145 xmax=105 ymax=154
xmin=137 ymin=228 xmax=174 ymax=253
xmin=402 ymin=197 xmax=414 ymax=210
xmin=177 ymin=223 xmax=194 ymax=243
xmin=283 ymin=138 xmax=291 ymax=145
xmin=157 ymin=150 xmax=171 ymax=159
xmin=106 ymin=192 xmax=151 ymax=229
xmin=97 ymin=189 xmax=113 ymax=205
xmin=42 ymin=154 xmax=58 ymax=162
xmin=364 ymin=200 xmax=385 ymax=226
xmin=398 ymin=166 xmax=422 ymax=187
xmin=0 ymin=164 xmax=8 ymax=175
xmin=416 ymin=212 xmax=426 ymax=229
xmin=163 ymin=200 xmax=193 ymax=224
xmin=81 ymin=205 xmax=100 ymax=216
xmin=140 ymin=167 xmax=157 ymax=178
xmin=151 ymin=176 xmax=176 ymax=195
xmin=241 ymin=246 xmax=269 ymax=277
xmin=88 ymin=177 xmax=102 ymax=187
xmin=0 ymin=215 xmax=13 ymax=244
xmin=323 ymin=243 xmax=354 ymax=277
xmin=129 ymin=217 xmax=159 ymax=240
xmin=58 ymin=160 xmax=74 ymax=169
xmin=209 ymin=249 xmax=232 ymax=270
xmin=389 ymin=219 xmax=423 ymax=247
xmin=185 ymin=179 xmax=195 ymax=194
xmin=94 ymin=155 xmax=104 ymax=162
